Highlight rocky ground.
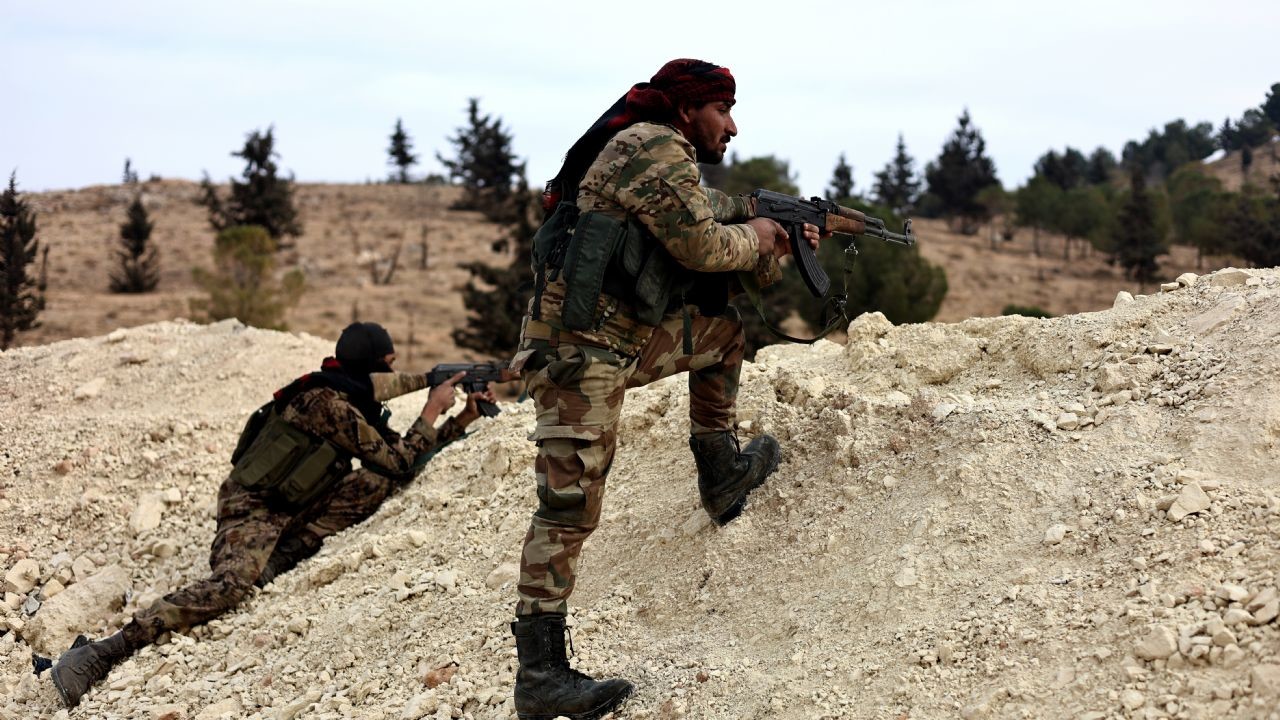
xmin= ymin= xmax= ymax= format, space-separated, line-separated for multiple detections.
xmin=1 ymin=267 xmax=1278 ymax=720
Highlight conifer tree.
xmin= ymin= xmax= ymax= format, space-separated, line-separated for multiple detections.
xmin=827 ymin=153 xmax=855 ymax=201
xmin=387 ymin=118 xmax=418 ymax=184
xmin=0 ymin=174 xmax=46 ymax=350
xmin=198 ymin=127 xmax=302 ymax=246
xmin=437 ymin=99 xmax=526 ymax=223
xmin=873 ymin=134 xmax=922 ymax=217
xmin=122 ymin=158 xmax=139 ymax=185
xmin=924 ymin=112 xmax=998 ymax=233
xmin=1085 ymin=147 xmax=1118 ymax=185
xmin=452 ymin=180 xmax=540 ymax=356
xmin=1114 ymin=168 xmax=1166 ymax=289
xmin=1263 ymin=83 xmax=1280 ymax=128
xmin=109 ymin=195 xmax=160 ymax=293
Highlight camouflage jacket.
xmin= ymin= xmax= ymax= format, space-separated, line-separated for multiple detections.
xmin=524 ymin=121 xmax=781 ymax=356
xmin=279 ymin=372 xmax=463 ymax=483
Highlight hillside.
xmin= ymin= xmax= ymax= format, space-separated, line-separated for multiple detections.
xmin=13 ymin=179 xmax=1221 ymax=364
xmin=1 ymin=266 xmax=1277 ymax=719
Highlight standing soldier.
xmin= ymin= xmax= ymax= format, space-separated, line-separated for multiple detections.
xmin=507 ymin=59 xmax=826 ymax=719
xmin=51 ymin=322 xmax=498 ymax=708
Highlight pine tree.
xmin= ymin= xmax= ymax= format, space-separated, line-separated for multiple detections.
xmin=387 ymin=118 xmax=418 ymax=184
xmin=122 ymin=158 xmax=139 ymax=185
xmin=190 ymin=225 xmax=304 ymax=329
xmin=873 ymin=134 xmax=921 ymax=217
xmin=109 ymin=195 xmax=160 ymax=293
xmin=1114 ymin=168 xmax=1166 ymax=289
xmin=924 ymin=112 xmax=999 ymax=233
xmin=826 ymin=153 xmax=855 ymax=202
xmin=1033 ymin=147 xmax=1089 ymax=190
xmin=0 ymin=174 xmax=46 ymax=350
xmin=1263 ymin=83 xmax=1280 ymax=128
xmin=452 ymin=180 xmax=540 ymax=357
xmin=1085 ymin=147 xmax=1117 ymax=185
xmin=198 ymin=127 xmax=302 ymax=246
xmin=437 ymin=99 xmax=526 ymax=223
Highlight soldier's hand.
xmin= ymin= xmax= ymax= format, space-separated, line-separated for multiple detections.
xmin=747 ymin=217 xmax=789 ymax=258
xmin=422 ymin=371 xmax=465 ymax=420
xmin=456 ymin=389 xmax=497 ymax=427
xmin=801 ymin=222 xmax=830 ymax=250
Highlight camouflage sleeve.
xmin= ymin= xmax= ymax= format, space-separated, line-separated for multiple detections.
xmin=282 ymin=387 xmax=438 ymax=481
xmin=755 ymin=254 xmax=782 ymax=287
xmin=370 ymin=371 xmax=429 ymax=403
xmin=611 ymin=134 xmax=760 ymax=273
xmin=704 ymin=187 xmax=754 ymax=223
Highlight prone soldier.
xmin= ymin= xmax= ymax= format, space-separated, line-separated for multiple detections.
xmin=50 ymin=322 xmax=507 ymax=707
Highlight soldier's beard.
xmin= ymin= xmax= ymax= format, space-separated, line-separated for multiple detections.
xmin=694 ymin=141 xmax=727 ymax=165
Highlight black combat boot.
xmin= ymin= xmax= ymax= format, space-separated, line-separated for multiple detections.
xmin=689 ymin=431 xmax=780 ymax=525
xmin=254 ymin=532 xmax=322 ymax=588
xmin=50 ymin=631 xmax=133 ymax=707
xmin=511 ymin=614 xmax=634 ymax=720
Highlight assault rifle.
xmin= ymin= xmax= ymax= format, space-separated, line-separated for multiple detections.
xmin=750 ymin=188 xmax=917 ymax=297
xmin=426 ymin=362 xmax=505 ymax=417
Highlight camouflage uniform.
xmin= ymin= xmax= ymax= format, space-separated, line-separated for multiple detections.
xmin=513 ymin=122 xmax=780 ymax=615
xmin=124 ymin=373 xmax=460 ymax=646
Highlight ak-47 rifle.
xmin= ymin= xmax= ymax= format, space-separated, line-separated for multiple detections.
xmin=750 ymin=188 xmax=917 ymax=297
xmin=426 ymin=362 xmax=506 ymax=418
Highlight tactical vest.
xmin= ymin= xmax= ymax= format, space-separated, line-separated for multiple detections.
xmin=532 ymin=202 xmax=725 ymax=335
xmin=229 ymin=404 xmax=350 ymax=508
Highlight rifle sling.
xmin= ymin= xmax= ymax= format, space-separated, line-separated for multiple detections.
xmin=735 ymin=241 xmax=858 ymax=345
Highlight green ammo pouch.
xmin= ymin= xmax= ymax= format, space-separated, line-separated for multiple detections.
xmin=229 ymin=409 xmax=347 ymax=508
xmin=560 ymin=211 xmax=630 ymax=331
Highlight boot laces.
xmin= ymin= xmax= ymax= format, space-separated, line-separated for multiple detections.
xmin=561 ymin=626 xmax=597 ymax=685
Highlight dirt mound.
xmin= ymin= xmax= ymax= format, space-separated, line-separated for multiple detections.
xmin=1 ymin=268 xmax=1278 ymax=719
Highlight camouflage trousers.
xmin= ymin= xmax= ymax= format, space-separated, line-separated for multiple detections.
xmin=516 ymin=306 xmax=745 ymax=616
xmin=124 ymin=469 xmax=397 ymax=647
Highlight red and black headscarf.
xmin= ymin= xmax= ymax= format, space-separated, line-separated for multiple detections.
xmin=545 ymin=59 xmax=736 ymax=211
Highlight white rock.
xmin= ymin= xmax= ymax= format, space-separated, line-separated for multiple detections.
xmin=3 ymin=559 xmax=40 ymax=594
xmin=931 ymin=403 xmax=957 ymax=421
xmin=194 ymin=697 xmax=241 ymax=720
xmin=681 ymin=509 xmax=711 ymax=537
xmin=149 ymin=704 xmax=187 ymax=720
xmin=1210 ymin=268 xmax=1249 ymax=287
xmin=1120 ymin=688 xmax=1145 ymax=710
xmin=435 ymin=570 xmax=458 ymax=592
xmin=1176 ymin=272 xmax=1199 ymax=287
xmin=1160 ymin=282 xmax=1180 ymax=292
xmin=1216 ymin=583 xmax=1249 ymax=602
xmin=130 ymin=493 xmax=166 ymax=535
xmin=1134 ymin=625 xmax=1177 ymax=660
xmin=1055 ymin=413 xmax=1080 ymax=431
xmin=1223 ymin=608 xmax=1253 ymax=625
xmin=1251 ymin=664 xmax=1280 ymax=697
xmin=1166 ymin=482 xmax=1211 ymax=522
xmin=484 ymin=562 xmax=519 ymax=590
xmin=72 ymin=555 xmax=96 ymax=582
xmin=1043 ymin=524 xmax=1069 ymax=545
xmin=41 ymin=579 xmax=66 ymax=599
xmin=278 ymin=690 xmax=321 ymax=720
xmin=151 ymin=540 xmax=179 ymax=559
xmin=162 ymin=488 xmax=183 ymax=504
xmin=1114 ymin=291 xmax=1134 ymax=307
xmin=73 ymin=377 xmax=106 ymax=400
xmin=21 ymin=564 xmax=131 ymax=656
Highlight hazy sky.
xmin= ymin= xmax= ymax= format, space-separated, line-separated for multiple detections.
xmin=4 ymin=1 xmax=1278 ymax=198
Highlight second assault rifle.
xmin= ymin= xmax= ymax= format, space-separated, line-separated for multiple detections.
xmin=750 ymin=188 xmax=917 ymax=297
xmin=426 ymin=362 xmax=506 ymax=418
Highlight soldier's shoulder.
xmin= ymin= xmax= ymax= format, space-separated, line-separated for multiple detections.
xmin=283 ymin=386 xmax=352 ymax=421
xmin=609 ymin=122 xmax=693 ymax=157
